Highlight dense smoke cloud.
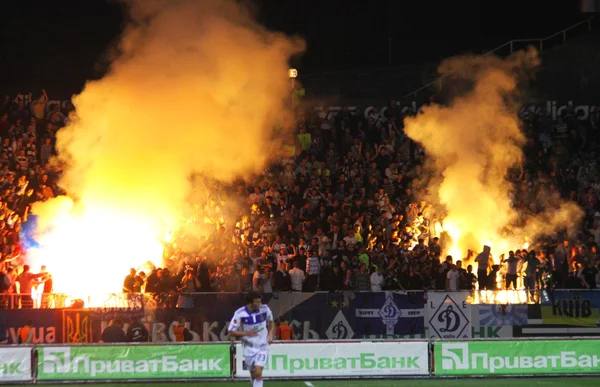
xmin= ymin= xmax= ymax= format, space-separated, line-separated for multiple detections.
xmin=28 ymin=0 xmax=304 ymax=294
xmin=404 ymin=48 xmax=582 ymax=260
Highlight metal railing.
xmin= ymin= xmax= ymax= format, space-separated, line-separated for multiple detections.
xmin=0 ymin=293 xmax=145 ymax=310
xmin=0 ymin=288 xmax=595 ymax=310
xmin=403 ymin=17 xmax=595 ymax=99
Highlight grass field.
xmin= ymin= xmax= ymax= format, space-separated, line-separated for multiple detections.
xmin=16 ymin=379 xmax=600 ymax=387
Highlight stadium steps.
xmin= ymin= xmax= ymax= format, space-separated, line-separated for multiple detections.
xmin=535 ymin=27 xmax=600 ymax=101
xmin=402 ymin=17 xmax=598 ymax=104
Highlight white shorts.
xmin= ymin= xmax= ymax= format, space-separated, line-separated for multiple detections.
xmin=244 ymin=347 xmax=269 ymax=370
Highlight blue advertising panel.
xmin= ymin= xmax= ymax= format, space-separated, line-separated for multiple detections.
xmin=2 ymin=309 xmax=60 ymax=344
xmin=143 ymin=291 xmax=425 ymax=342
xmin=6 ymin=292 xmax=425 ymax=343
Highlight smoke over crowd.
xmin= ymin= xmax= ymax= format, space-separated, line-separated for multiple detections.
xmin=19 ymin=1 xmax=586 ymax=300
xmin=27 ymin=0 xmax=304 ymax=294
xmin=404 ymin=48 xmax=583 ymax=261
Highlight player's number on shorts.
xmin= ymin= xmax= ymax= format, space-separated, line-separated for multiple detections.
xmin=256 ymin=353 xmax=267 ymax=362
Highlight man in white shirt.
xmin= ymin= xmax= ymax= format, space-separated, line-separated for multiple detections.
xmin=271 ymin=237 xmax=285 ymax=252
xmin=305 ymin=250 xmax=321 ymax=291
xmin=288 ymin=261 xmax=305 ymax=292
xmin=228 ymin=291 xmax=274 ymax=387
xmin=252 ymin=270 xmax=265 ymax=292
xmin=446 ymin=264 xmax=460 ymax=291
xmin=248 ymin=187 xmax=265 ymax=206
xmin=275 ymin=246 xmax=296 ymax=271
xmin=370 ymin=267 xmax=384 ymax=291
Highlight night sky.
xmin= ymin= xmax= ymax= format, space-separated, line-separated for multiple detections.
xmin=0 ymin=0 xmax=588 ymax=98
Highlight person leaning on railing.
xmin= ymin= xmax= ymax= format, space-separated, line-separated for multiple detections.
xmin=0 ymin=266 xmax=10 ymax=294
xmin=17 ymin=265 xmax=45 ymax=309
xmin=123 ymin=268 xmax=136 ymax=293
xmin=0 ymin=267 xmax=16 ymax=309
xmin=178 ymin=267 xmax=200 ymax=293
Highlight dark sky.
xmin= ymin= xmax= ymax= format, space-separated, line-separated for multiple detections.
xmin=0 ymin=0 xmax=588 ymax=98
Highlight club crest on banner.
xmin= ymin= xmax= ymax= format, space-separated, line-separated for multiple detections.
xmin=355 ymin=293 xmax=425 ymax=336
xmin=326 ymin=310 xmax=354 ymax=339
xmin=378 ymin=296 xmax=401 ymax=330
xmin=428 ymin=293 xmax=471 ymax=339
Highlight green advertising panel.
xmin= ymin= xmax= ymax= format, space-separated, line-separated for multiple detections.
xmin=434 ymin=340 xmax=600 ymax=376
xmin=37 ymin=345 xmax=230 ymax=380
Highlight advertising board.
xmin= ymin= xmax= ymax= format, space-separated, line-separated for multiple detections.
xmin=0 ymin=347 xmax=33 ymax=382
xmin=434 ymin=340 xmax=600 ymax=375
xmin=37 ymin=344 xmax=230 ymax=380
xmin=234 ymin=341 xmax=429 ymax=378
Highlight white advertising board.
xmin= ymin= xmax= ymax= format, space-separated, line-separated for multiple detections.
xmin=234 ymin=341 xmax=428 ymax=378
xmin=0 ymin=347 xmax=33 ymax=381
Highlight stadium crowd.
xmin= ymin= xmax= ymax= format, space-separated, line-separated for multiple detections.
xmin=0 ymin=91 xmax=65 ymax=306
xmin=1 ymin=89 xmax=600 ymax=308
xmin=151 ymin=98 xmax=600 ymax=300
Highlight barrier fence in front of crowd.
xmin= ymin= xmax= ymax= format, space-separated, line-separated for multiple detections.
xmin=1 ymin=338 xmax=599 ymax=383
xmin=0 ymin=288 xmax=575 ymax=310
xmin=0 ymin=292 xmax=145 ymax=310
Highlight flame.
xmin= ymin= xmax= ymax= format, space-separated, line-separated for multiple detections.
xmin=163 ymin=228 xmax=174 ymax=244
xmin=476 ymin=290 xmax=529 ymax=304
xmin=441 ymin=220 xmax=462 ymax=259
xmin=28 ymin=198 xmax=164 ymax=306
xmin=21 ymin=0 xmax=304 ymax=308
xmin=402 ymin=50 xmax=564 ymax=289
xmin=443 ymin=217 xmax=530 ymax=266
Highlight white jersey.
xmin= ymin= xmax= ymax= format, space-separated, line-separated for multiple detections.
xmin=228 ymin=304 xmax=273 ymax=349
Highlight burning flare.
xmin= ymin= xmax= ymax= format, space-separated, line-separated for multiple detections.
xmin=25 ymin=0 xmax=304 ymax=303
xmin=404 ymin=49 xmax=582 ymax=264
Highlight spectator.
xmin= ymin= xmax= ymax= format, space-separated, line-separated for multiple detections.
xmin=288 ymin=261 xmax=305 ymax=292
xmin=178 ymin=267 xmax=200 ymax=293
xmin=579 ymin=260 xmax=598 ymax=289
xmin=305 ymin=250 xmax=320 ymax=291
xmin=370 ymin=266 xmax=384 ymax=291
xmin=275 ymin=319 xmax=294 ymax=340
xmin=16 ymin=265 xmax=44 ymax=308
xmin=173 ymin=317 xmax=192 ymax=342
xmin=354 ymin=263 xmax=370 ymax=291
xmin=126 ymin=317 xmax=149 ymax=342
xmin=17 ymin=320 xmax=33 ymax=344
xmin=123 ymin=268 xmax=137 ymax=293
xmin=504 ymin=252 xmax=519 ymax=290
xmin=101 ymin=319 xmax=126 ymax=343
xmin=273 ymin=262 xmax=291 ymax=292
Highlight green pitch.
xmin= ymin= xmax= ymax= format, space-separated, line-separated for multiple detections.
xmin=18 ymin=378 xmax=600 ymax=387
